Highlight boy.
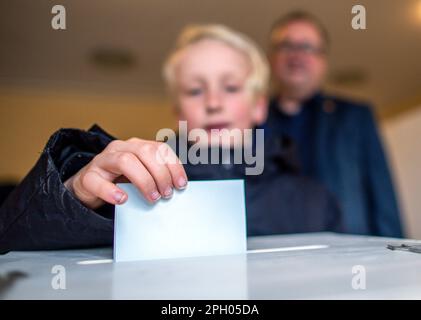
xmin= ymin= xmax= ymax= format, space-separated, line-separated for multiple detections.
xmin=0 ymin=25 xmax=342 ymax=252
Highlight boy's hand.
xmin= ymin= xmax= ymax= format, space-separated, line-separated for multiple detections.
xmin=64 ymin=138 xmax=187 ymax=209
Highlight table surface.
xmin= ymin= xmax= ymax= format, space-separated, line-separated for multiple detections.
xmin=1 ymin=232 xmax=421 ymax=299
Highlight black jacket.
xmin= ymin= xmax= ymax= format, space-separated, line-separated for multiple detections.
xmin=0 ymin=125 xmax=343 ymax=253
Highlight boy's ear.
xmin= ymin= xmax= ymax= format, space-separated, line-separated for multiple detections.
xmin=253 ymin=95 xmax=268 ymax=126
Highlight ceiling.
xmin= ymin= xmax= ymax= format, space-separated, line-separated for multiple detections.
xmin=1 ymin=0 xmax=421 ymax=110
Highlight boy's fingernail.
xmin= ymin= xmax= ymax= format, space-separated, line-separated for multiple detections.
xmin=178 ymin=177 xmax=187 ymax=189
xmin=150 ymin=190 xmax=161 ymax=201
xmin=163 ymin=186 xmax=173 ymax=198
xmin=113 ymin=191 xmax=127 ymax=204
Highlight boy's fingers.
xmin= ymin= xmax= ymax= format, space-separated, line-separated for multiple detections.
xmin=128 ymin=139 xmax=188 ymax=190
xmin=81 ymin=170 xmax=127 ymax=206
xmin=131 ymin=143 xmax=179 ymax=198
xmin=116 ymin=139 xmax=187 ymax=195
xmin=157 ymin=143 xmax=188 ymax=189
xmin=95 ymin=151 xmax=161 ymax=203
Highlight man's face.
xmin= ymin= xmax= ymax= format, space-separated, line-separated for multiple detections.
xmin=270 ymin=21 xmax=327 ymax=97
xmin=173 ymin=39 xmax=266 ymax=147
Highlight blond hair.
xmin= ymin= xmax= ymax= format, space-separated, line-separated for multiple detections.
xmin=163 ymin=24 xmax=269 ymax=99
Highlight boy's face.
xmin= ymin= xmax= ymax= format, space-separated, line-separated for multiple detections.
xmin=172 ymin=39 xmax=267 ymax=146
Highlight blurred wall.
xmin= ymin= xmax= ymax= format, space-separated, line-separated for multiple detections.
xmin=0 ymin=89 xmax=175 ymax=181
xmin=383 ymin=106 xmax=421 ymax=239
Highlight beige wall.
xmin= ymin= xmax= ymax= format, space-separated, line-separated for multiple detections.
xmin=0 ymin=89 xmax=175 ymax=181
xmin=382 ymin=107 xmax=421 ymax=239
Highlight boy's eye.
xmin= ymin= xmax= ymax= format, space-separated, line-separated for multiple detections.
xmin=224 ymin=85 xmax=241 ymax=93
xmin=185 ymin=88 xmax=203 ymax=96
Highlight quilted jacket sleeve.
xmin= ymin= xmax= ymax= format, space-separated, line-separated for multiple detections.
xmin=0 ymin=125 xmax=116 ymax=253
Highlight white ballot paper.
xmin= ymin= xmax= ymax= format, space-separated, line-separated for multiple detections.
xmin=114 ymin=180 xmax=247 ymax=262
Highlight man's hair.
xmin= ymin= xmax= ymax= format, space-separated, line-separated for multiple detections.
xmin=163 ymin=24 xmax=269 ymax=99
xmin=269 ymin=11 xmax=330 ymax=50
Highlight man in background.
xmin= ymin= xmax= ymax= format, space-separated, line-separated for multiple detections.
xmin=264 ymin=11 xmax=403 ymax=237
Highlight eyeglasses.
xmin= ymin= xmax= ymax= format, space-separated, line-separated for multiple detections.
xmin=273 ymin=40 xmax=326 ymax=56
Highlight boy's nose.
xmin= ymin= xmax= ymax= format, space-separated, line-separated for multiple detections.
xmin=205 ymin=93 xmax=223 ymax=114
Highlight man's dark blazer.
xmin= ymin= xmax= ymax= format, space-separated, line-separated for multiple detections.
xmin=264 ymin=92 xmax=404 ymax=238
